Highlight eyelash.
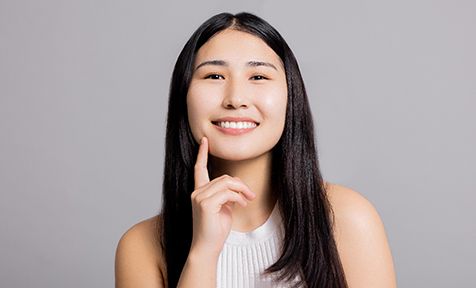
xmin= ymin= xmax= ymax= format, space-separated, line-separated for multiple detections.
xmin=204 ymin=74 xmax=268 ymax=80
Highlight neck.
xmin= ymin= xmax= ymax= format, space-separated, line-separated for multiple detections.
xmin=209 ymin=152 xmax=277 ymax=232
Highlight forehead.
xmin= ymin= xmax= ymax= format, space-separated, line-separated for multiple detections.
xmin=194 ymin=29 xmax=283 ymax=68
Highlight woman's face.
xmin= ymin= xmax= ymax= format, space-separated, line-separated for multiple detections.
xmin=187 ymin=28 xmax=288 ymax=161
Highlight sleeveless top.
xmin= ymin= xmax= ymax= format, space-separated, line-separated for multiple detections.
xmin=216 ymin=203 xmax=301 ymax=287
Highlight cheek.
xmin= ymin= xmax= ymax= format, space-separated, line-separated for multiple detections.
xmin=186 ymin=94 xmax=200 ymax=124
xmin=259 ymin=86 xmax=288 ymax=124
xmin=186 ymin=84 xmax=220 ymax=135
xmin=186 ymin=89 xmax=204 ymax=139
xmin=187 ymin=83 xmax=206 ymax=118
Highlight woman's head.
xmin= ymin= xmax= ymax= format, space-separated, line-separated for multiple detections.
xmin=167 ymin=12 xmax=309 ymax=166
xmin=187 ymin=28 xmax=287 ymax=161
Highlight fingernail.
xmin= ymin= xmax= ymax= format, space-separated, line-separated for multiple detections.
xmin=200 ymin=137 xmax=204 ymax=144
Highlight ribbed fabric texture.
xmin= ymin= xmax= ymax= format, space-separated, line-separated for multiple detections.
xmin=216 ymin=204 xmax=300 ymax=288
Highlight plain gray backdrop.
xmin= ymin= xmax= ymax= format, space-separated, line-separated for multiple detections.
xmin=1 ymin=0 xmax=474 ymax=287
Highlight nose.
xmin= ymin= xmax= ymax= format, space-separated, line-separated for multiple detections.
xmin=222 ymin=78 xmax=249 ymax=109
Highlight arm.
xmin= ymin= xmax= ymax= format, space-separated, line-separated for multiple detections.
xmin=176 ymin=248 xmax=219 ymax=287
xmin=177 ymin=136 xmax=255 ymax=287
xmin=115 ymin=136 xmax=254 ymax=288
xmin=326 ymin=183 xmax=397 ymax=288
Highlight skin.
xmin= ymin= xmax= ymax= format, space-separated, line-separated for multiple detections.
xmin=115 ymin=28 xmax=397 ymax=288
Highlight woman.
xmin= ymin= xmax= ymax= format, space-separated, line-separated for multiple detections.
xmin=115 ymin=12 xmax=396 ymax=288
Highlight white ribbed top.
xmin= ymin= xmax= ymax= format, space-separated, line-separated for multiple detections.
xmin=216 ymin=204 xmax=300 ymax=287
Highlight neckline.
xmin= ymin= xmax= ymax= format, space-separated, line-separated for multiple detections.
xmin=225 ymin=202 xmax=281 ymax=245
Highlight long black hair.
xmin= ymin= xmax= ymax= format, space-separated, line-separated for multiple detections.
xmin=158 ymin=12 xmax=348 ymax=288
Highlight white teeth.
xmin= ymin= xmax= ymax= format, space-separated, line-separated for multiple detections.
xmin=217 ymin=121 xmax=257 ymax=129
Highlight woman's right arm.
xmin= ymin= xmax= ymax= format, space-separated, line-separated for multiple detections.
xmin=178 ymin=136 xmax=255 ymax=287
xmin=114 ymin=215 xmax=223 ymax=288
xmin=115 ymin=137 xmax=255 ymax=288
xmin=176 ymin=247 xmax=219 ymax=287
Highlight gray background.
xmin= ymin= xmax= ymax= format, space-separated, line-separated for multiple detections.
xmin=1 ymin=0 xmax=474 ymax=287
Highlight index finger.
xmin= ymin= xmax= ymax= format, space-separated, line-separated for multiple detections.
xmin=194 ymin=136 xmax=210 ymax=189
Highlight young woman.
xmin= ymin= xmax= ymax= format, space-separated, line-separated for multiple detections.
xmin=115 ymin=12 xmax=396 ymax=288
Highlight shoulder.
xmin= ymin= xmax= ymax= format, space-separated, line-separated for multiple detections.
xmin=115 ymin=215 xmax=167 ymax=288
xmin=324 ymin=182 xmax=380 ymax=226
xmin=324 ymin=182 xmax=397 ymax=288
xmin=324 ymin=182 xmax=384 ymax=251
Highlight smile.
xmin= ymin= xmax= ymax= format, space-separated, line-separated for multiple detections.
xmin=211 ymin=121 xmax=259 ymax=135
xmin=215 ymin=121 xmax=257 ymax=129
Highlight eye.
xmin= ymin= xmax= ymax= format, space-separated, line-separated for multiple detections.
xmin=204 ymin=74 xmax=224 ymax=80
xmin=250 ymin=75 xmax=268 ymax=80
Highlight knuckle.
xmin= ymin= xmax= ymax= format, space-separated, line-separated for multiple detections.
xmin=195 ymin=193 xmax=204 ymax=203
xmin=191 ymin=189 xmax=201 ymax=199
xmin=225 ymin=178 xmax=235 ymax=186
xmin=199 ymin=199 xmax=210 ymax=210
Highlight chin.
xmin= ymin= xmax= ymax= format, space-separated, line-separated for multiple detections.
xmin=211 ymin=151 xmax=257 ymax=162
xmin=210 ymin=147 xmax=268 ymax=162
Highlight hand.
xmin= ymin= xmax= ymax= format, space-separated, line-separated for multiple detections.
xmin=189 ymin=136 xmax=256 ymax=257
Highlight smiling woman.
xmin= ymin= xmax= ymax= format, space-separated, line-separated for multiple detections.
xmin=115 ymin=12 xmax=396 ymax=288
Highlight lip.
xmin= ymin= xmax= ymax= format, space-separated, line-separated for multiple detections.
xmin=212 ymin=116 xmax=260 ymax=124
xmin=211 ymin=117 xmax=259 ymax=136
xmin=213 ymin=123 xmax=258 ymax=135
xmin=212 ymin=117 xmax=259 ymax=135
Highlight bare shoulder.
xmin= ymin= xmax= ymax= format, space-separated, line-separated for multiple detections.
xmin=324 ymin=182 xmax=397 ymax=288
xmin=115 ymin=215 xmax=167 ymax=288
xmin=325 ymin=182 xmax=379 ymax=224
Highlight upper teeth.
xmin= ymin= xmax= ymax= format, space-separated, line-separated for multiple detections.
xmin=217 ymin=121 xmax=257 ymax=129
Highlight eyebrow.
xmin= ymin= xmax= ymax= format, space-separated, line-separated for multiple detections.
xmin=194 ymin=60 xmax=278 ymax=71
